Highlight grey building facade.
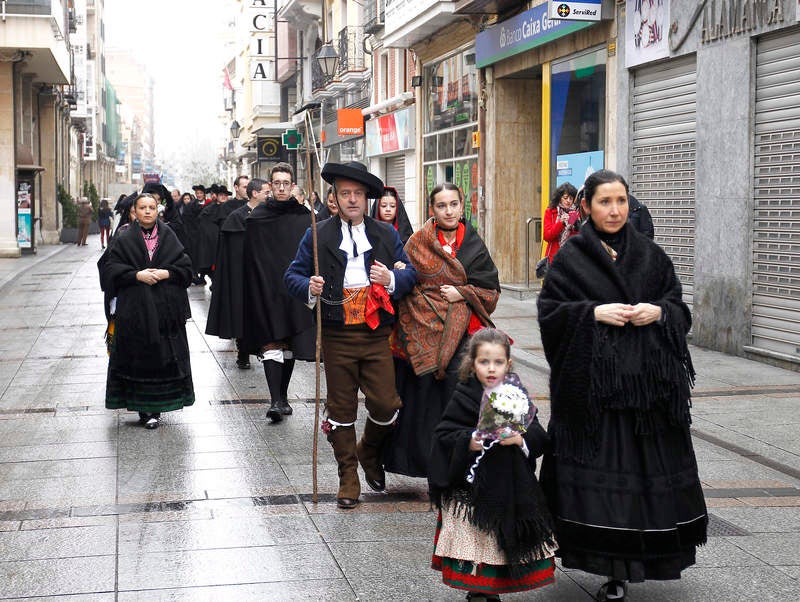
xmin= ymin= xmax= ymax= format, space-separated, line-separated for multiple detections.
xmin=616 ymin=0 xmax=800 ymax=367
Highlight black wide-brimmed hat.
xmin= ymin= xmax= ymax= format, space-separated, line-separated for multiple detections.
xmin=141 ymin=182 xmax=170 ymax=200
xmin=321 ymin=161 xmax=384 ymax=199
xmin=216 ymin=186 xmax=231 ymax=196
xmin=192 ymin=184 xmax=206 ymax=193
xmin=209 ymin=184 xmax=221 ymax=194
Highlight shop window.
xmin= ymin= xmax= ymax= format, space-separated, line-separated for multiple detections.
xmin=422 ymin=47 xmax=480 ymax=227
xmin=550 ymin=47 xmax=606 ymax=191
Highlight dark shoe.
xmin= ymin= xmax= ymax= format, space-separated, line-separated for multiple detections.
xmin=236 ymin=357 xmax=250 ymax=369
xmin=336 ymin=497 xmax=359 ymax=509
xmin=267 ymin=400 xmax=283 ymax=423
xmin=145 ymin=417 xmax=159 ymax=430
xmin=597 ymin=580 xmax=626 ymax=601
xmin=138 ymin=412 xmax=149 ymax=425
xmin=276 ymin=398 xmax=293 ymax=415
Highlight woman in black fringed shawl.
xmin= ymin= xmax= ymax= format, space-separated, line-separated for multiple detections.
xmin=102 ymin=193 xmax=195 ymax=430
xmin=428 ymin=329 xmax=556 ymax=599
xmin=537 ymin=170 xmax=707 ymax=601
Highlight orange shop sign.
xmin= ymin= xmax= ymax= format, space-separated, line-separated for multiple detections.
xmin=337 ymin=108 xmax=364 ymax=136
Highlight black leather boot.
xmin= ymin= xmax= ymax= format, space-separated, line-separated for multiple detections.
xmin=278 ymin=358 xmax=295 ymax=415
xmin=263 ymin=360 xmax=283 ymax=423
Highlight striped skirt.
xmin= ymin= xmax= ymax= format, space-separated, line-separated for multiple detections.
xmin=431 ymin=512 xmax=556 ymax=594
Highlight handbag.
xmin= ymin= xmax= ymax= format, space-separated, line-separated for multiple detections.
xmin=535 ymin=256 xmax=549 ymax=279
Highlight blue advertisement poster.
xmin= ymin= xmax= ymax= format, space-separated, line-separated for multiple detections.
xmin=555 ymin=150 xmax=604 ymax=189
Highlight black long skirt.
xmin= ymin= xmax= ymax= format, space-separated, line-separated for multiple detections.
xmin=540 ymin=409 xmax=707 ymax=582
xmin=383 ymin=346 xmax=463 ymax=478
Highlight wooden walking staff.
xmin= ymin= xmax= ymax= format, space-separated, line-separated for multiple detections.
xmin=307 ymin=137 xmax=323 ymax=503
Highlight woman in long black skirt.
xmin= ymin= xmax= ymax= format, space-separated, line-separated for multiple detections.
xmin=537 ymin=170 xmax=707 ymax=600
xmin=101 ymin=193 xmax=195 ymax=429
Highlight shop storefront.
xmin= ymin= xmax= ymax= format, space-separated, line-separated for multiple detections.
xmin=618 ymin=0 xmax=800 ymax=364
xmin=475 ymin=4 xmax=609 ymax=282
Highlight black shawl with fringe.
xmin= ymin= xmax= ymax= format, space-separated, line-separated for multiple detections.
xmin=537 ymin=221 xmax=695 ymax=462
xmin=428 ymin=375 xmax=556 ymax=567
xmin=101 ymin=223 xmax=192 ymax=372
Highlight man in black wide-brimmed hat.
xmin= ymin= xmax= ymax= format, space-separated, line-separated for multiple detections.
xmin=284 ymin=161 xmax=416 ymax=509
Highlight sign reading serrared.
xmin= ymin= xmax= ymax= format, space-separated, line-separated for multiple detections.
xmin=337 ymin=108 xmax=364 ymax=136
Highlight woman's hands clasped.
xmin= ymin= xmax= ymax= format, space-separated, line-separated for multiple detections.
xmin=594 ymin=302 xmax=662 ymax=327
xmin=136 ymin=268 xmax=170 ymax=286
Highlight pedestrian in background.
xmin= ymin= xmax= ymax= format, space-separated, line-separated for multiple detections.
xmin=429 ymin=328 xmax=556 ymax=600
xmin=543 ymin=183 xmax=579 ymax=262
xmin=384 ymin=182 xmax=499 ymax=479
xmin=537 ymin=169 xmax=706 ymax=601
xmin=101 ymin=193 xmax=195 ymax=430
xmin=316 ymin=186 xmax=338 ymax=220
xmin=76 ymin=197 xmax=93 ymax=246
xmin=98 ymin=199 xmax=113 ymax=249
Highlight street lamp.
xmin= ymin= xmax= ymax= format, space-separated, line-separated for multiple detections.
xmin=316 ymin=43 xmax=339 ymax=78
xmin=230 ymin=120 xmax=241 ymax=140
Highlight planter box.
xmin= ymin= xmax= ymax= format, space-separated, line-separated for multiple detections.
xmin=60 ymin=228 xmax=78 ymax=244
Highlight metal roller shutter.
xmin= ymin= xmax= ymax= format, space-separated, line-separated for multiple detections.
xmin=752 ymin=29 xmax=800 ymax=359
xmin=631 ymin=55 xmax=697 ymax=309
xmin=384 ymin=155 xmax=406 ymax=202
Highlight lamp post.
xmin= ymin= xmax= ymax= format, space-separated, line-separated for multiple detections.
xmin=316 ymin=43 xmax=339 ymax=79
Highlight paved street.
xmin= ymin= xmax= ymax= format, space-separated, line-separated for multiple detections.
xmin=0 ymin=238 xmax=798 ymax=601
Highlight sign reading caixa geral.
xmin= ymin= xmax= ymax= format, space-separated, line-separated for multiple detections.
xmin=475 ymin=4 xmax=596 ymax=68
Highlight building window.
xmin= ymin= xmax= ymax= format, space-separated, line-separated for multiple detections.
xmin=422 ymin=47 xmax=479 ymax=226
xmin=550 ymin=47 xmax=606 ymax=190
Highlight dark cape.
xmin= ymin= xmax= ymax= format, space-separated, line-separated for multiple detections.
xmin=205 ymin=204 xmax=251 ymax=339
xmin=384 ymin=219 xmax=500 ymax=478
xmin=241 ymin=199 xmax=315 ymax=359
xmin=369 ymin=197 xmax=414 ymax=244
xmin=428 ymin=375 xmax=556 ymax=567
xmin=194 ymin=201 xmax=228 ymax=272
xmin=101 ymin=223 xmax=195 ymax=413
xmin=181 ymin=199 xmax=203 ymax=270
xmin=537 ymin=221 xmax=706 ymax=582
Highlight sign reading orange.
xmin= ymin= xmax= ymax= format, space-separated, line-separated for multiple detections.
xmin=337 ymin=108 xmax=364 ymax=136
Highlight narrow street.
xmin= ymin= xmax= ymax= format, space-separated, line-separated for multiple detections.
xmin=0 ymin=239 xmax=798 ymax=600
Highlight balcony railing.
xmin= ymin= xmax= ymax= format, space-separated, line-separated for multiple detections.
xmin=363 ymin=0 xmax=385 ymax=34
xmin=337 ymin=25 xmax=366 ymax=78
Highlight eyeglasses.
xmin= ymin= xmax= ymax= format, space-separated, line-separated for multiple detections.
xmin=271 ymin=181 xmax=291 ymax=188
xmin=337 ymin=189 xmax=367 ymax=200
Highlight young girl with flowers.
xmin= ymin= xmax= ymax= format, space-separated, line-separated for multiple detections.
xmin=428 ymin=328 xmax=556 ymax=601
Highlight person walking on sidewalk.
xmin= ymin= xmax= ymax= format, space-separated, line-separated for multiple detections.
xmin=76 ymin=197 xmax=93 ymax=246
xmin=284 ymin=161 xmax=416 ymax=509
xmin=206 ymin=178 xmax=269 ymax=370
xmin=242 ymin=164 xmax=316 ymax=422
xmin=384 ymin=183 xmax=499 ymax=479
xmin=98 ymin=199 xmax=113 ymax=249
xmin=100 ymin=193 xmax=195 ymax=430
xmin=429 ymin=329 xmax=556 ymax=601
xmin=537 ymin=169 xmax=707 ymax=601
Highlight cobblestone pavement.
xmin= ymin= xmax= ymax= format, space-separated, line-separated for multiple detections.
xmin=0 ymin=239 xmax=798 ymax=600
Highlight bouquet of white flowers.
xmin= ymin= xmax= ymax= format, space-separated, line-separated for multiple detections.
xmin=475 ymin=373 xmax=536 ymax=440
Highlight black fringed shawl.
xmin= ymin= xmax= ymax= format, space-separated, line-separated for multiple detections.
xmin=537 ymin=222 xmax=695 ymax=462
xmin=428 ymin=376 xmax=556 ymax=566
xmin=101 ymin=223 xmax=192 ymax=354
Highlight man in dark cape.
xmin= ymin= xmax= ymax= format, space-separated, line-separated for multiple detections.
xmin=222 ymin=176 xmax=248 ymax=217
xmin=242 ymin=163 xmax=315 ymax=422
xmin=206 ymin=178 xmax=269 ymax=369
xmin=183 ymin=185 xmax=205 ymax=284
xmin=194 ymin=186 xmax=232 ymax=282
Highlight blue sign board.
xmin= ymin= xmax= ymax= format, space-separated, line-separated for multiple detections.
xmin=475 ymin=4 xmax=594 ymax=68
xmin=555 ymin=150 xmax=604 ymax=189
